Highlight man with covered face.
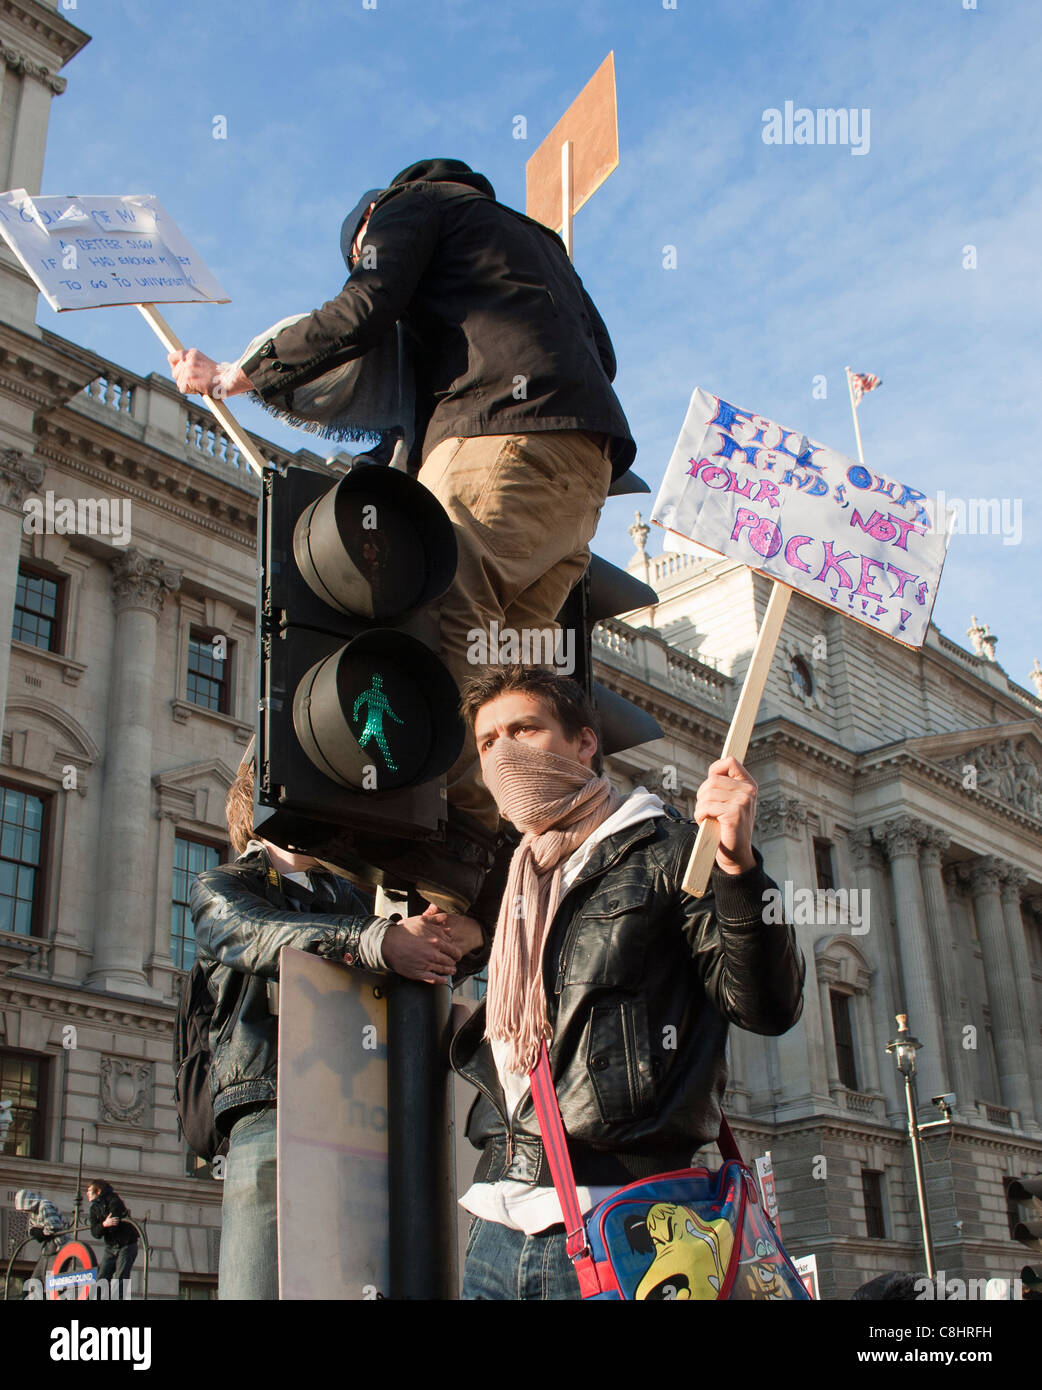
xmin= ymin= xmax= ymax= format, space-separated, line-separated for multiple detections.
xmin=449 ymin=666 xmax=805 ymax=1300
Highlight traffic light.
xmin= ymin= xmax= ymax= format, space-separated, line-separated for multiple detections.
xmin=557 ymin=551 xmax=663 ymax=756
xmin=1005 ymin=1175 xmax=1042 ymax=1299
xmin=256 ymin=462 xmax=464 ymax=867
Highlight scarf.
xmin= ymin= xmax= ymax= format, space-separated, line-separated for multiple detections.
xmin=483 ymin=739 xmax=622 ymax=1073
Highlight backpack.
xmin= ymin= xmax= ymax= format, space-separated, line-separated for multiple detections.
xmin=173 ymin=961 xmax=228 ymax=1164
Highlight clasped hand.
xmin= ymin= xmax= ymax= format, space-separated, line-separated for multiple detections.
xmin=381 ymin=904 xmax=484 ymax=985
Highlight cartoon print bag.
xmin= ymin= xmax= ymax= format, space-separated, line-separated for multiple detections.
xmin=530 ymin=1044 xmax=811 ymax=1301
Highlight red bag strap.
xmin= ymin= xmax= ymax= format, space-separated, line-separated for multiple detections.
xmin=529 ymin=1043 xmax=590 ymax=1264
xmin=529 ymin=1042 xmax=745 ymax=1283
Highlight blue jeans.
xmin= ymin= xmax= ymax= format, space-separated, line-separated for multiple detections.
xmin=219 ymin=1103 xmax=278 ymax=1300
xmin=461 ymin=1217 xmax=582 ymax=1300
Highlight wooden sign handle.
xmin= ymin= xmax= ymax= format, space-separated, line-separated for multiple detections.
xmin=682 ymin=581 xmax=792 ymax=897
xmin=137 ymin=302 xmax=268 ymax=479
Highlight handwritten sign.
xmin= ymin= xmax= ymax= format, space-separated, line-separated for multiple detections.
xmin=0 ymin=191 xmax=229 ymax=311
xmin=652 ymin=388 xmax=949 ymax=647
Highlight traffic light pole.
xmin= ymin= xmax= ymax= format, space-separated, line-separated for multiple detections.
xmin=387 ymin=891 xmax=457 ymax=1299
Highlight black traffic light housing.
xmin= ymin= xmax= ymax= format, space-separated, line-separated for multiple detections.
xmin=256 ymin=462 xmax=464 ymax=862
xmin=557 ymin=552 xmax=663 ymax=756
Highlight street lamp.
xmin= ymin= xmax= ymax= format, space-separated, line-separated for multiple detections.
xmin=886 ymin=1012 xmax=951 ymax=1279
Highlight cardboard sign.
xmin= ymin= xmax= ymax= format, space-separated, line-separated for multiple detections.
xmin=652 ymin=388 xmax=949 ymax=647
xmin=0 ymin=191 xmax=229 ymax=311
xmin=525 ymin=52 xmax=619 ymax=232
xmin=793 ymin=1253 xmax=819 ymax=1299
xmin=277 ymin=947 xmax=388 ymax=1300
xmin=755 ymin=1154 xmax=780 ymax=1233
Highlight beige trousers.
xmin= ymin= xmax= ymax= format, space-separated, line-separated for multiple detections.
xmin=418 ymin=430 xmax=614 ymax=829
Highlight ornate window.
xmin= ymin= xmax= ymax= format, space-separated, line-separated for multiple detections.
xmin=0 ymin=783 xmax=46 ymax=937
xmin=830 ymin=990 xmax=859 ymax=1090
xmin=0 ymin=1050 xmax=47 ymax=1159
xmin=861 ymin=1169 xmax=887 ymax=1238
xmin=12 ymin=566 xmax=64 ymax=652
xmin=171 ymin=835 xmax=223 ymax=969
xmin=187 ymin=628 xmax=231 ymax=714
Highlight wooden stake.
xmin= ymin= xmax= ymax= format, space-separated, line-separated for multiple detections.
xmin=137 ymin=303 xmax=268 ymax=479
xmin=561 ymin=139 xmax=574 ymax=260
xmin=682 ymin=581 xmax=792 ymax=897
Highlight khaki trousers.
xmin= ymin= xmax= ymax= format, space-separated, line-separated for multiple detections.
xmin=418 ymin=430 xmax=613 ymax=829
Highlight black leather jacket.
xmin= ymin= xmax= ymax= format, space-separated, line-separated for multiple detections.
xmin=88 ymin=1186 xmax=136 ymax=1249
xmin=450 ymin=810 xmax=805 ymax=1187
xmin=190 ymin=849 xmax=385 ymax=1130
xmin=241 ymin=160 xmax=635 ymax=478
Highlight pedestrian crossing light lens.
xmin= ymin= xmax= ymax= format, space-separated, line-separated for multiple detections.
xmin=292 ymin=632 xmax=463 ymax=791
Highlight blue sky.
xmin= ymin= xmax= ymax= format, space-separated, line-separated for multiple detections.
xmin=34 ymin=0 xmax=1041 ymax=689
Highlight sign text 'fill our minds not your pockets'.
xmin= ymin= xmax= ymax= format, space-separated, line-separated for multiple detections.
xmin=0 ymin=191 xmax=229 ymax=312
xmin=651 ymin=388 xmax=950 ymax=647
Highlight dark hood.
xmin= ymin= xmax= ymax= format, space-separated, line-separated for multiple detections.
xmin=388 ymin=158 xmax=495 ymax=201
xmin=340 ymin=187 xmax=384 ymax=270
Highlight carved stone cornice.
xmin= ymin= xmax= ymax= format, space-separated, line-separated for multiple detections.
xmin=0 ymin=446 xmax=44 ymax=511
xmin=0 ymin=38 xmax=67 ymax=93
xmin=756 ymin=795 xmax=808 ymax=840
xmin=110 ymin=548 xmax=181 ymax=617
xmin=0 ymin=984 xmax=174 ymax=1032
xmin=879 ymin=814 xmax=929 ymax=860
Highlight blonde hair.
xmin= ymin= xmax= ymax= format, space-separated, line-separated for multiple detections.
xmin=226 ymin=754 xmax=255 ymax=856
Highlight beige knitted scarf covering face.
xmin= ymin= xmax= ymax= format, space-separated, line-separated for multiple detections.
xmin=482 ymin=738 xmax=623 ymax=1073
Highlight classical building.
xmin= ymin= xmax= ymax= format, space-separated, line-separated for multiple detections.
xmin=608 ymin=524 xmax=1042 ymax=1298
xmin=1 ymin=0 xmax=1039 ymax=1302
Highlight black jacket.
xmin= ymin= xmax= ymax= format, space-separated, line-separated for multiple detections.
xmin=450 ymin=810 xmax=805 ymax=1187
xmin=88 ymin=1186 xmax=136 ymax=1249
xmin=242 ymin=158 xmax=636 ymax=478
xmin=190 ymin=849 xmax=385 ymax=1129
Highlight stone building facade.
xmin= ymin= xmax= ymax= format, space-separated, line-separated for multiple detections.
xmin=611 ymin=529 xmax=1042 ymax=1298
xmin=1 ymin=0 xmax=1039 ymax=1302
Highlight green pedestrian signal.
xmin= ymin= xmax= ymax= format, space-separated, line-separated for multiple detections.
xmin=353 ymin=673 xmax=404 ymax=773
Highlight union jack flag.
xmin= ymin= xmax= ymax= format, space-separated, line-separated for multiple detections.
xmin=850 ymin=371 xmax=882 ymax=405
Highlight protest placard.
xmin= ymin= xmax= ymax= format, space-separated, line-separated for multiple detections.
xmin=652 ymin=388 xmax=948 ymax=648
xmin=0 ymin=191 xmax=229 ymax=311
xmin=651 ymin=387 xmax=949 ymax=895
xmin=0 ymin=190 xmax=268 ymax=476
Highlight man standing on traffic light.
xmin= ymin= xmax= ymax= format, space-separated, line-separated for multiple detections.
xmin=169 ymin=158 xmax=634 ymax=877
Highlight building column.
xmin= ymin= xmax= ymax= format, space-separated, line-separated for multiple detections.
xmin=87 ymin=549 xmax=181 ymax=997
xmin=965 ymin=857 xmax=1033 ymax=1126
xmin=998 ymin=866 xmax=1042 ymax=1134
xmin=849 ymin=828 xmax=904 ymax=1119
xmin=0 ymin=448 xmax=45 ymax=737
xmin=918 ymin=829 xmax=975 ymax=1121
xmin=880 ymin=815 xmax=947 ymax=1103
xmin=756 ymin=795 xmax=830 ymax=1110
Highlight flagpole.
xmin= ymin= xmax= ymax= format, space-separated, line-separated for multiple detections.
xmin=845 ymin=366 xmax=866 ymax=464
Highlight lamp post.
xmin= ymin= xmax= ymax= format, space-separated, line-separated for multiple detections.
xmin=886 ymin=1013 xmax=937 ymax=1278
